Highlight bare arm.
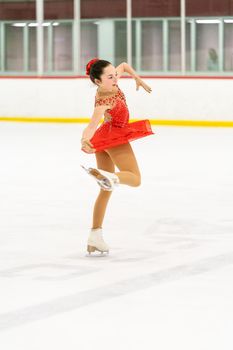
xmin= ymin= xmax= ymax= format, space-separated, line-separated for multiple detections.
xmin=121 ymin=62 xmax=152 ymax=93
xmin=115 ymin=61 xmax=140 ymax=80
xmin=81 ymin=105 xmax=109 ymax=153
xmin=115 ymin=62 xmax=126 ymax=79
xmin=121 ymin=62 xmax=139 ymax=79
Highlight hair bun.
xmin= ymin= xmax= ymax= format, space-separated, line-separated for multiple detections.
xmin=86 ymin=58 xmax=100 ymax=76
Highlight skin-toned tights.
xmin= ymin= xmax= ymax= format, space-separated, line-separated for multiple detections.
xmin=92 ymin=142 xmax=141 ymax=229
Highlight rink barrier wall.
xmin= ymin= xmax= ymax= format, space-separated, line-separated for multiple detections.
xmin=0 ymin=76 xmax=233 ymax=126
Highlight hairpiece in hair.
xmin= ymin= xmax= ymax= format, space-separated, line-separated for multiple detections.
xmin=86 ymin=58 xmax=100 ymax=76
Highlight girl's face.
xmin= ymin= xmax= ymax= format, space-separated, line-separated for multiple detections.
xmin=96 ymin=64 xmax=118 ymax=91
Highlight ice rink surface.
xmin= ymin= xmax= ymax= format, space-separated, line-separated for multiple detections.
xmin=0 ymin=122 xmax=233 ymax=350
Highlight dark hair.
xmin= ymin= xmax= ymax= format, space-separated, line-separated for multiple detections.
xmin=86 ymin=59 xmax=111 ymax=84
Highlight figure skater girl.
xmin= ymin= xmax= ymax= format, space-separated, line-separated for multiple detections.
xmin=81 ymin=58 xmax=154 ymax=255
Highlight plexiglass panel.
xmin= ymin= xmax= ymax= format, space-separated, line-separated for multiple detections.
xmin=115 ymin=21 xmax=136 ymax=67
xmin=196 ymin=23 xmax=219 ymax=71
xmin=5 ymin=24 xmax=24 ymax=71
xmin=1 ymin=0 xmax=36 ymax=72
xmin=224 ymin=22 xmax=233 ymax=71
xmin=80 ymin=22 xmax=98 ymax=72
xmin=81 ymin=0 xmax=126 ymax=73
xmin=52 ymin=23 xmax=73 ymax=71
xmin=141 ymin=21 xmax=163 ymax=71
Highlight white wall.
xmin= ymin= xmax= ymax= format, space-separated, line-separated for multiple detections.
xmin=0 ymin=77 xmax=232 ymax=121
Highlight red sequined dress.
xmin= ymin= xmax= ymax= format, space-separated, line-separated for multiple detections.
xmin=83 ymin=84 xmax=154 ymax=153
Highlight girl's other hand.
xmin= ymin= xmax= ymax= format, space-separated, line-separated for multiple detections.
xmin=81 ymin=138 xmax=96 ymax=153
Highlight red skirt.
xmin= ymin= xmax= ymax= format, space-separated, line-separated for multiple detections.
xmin=87 ymin=119 xmax=154 ymax=153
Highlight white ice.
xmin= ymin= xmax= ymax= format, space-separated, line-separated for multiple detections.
xmin=0 ymin=122 xmax=233 ymax=350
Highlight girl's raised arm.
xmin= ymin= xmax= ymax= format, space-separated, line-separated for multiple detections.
xmin=115 ymin=62 xmax=125 ymax=79
xmin=118 ymin=62 xmax=152 ymax=93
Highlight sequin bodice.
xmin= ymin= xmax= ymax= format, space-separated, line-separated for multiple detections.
xmin=94 ymin=85 xmax=129 ymax=127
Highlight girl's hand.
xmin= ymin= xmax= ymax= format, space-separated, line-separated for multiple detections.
xmin=81 ymin=138 xmax=96 ymax=153
xmin=135 ymin=77 xmax=152 ymax=93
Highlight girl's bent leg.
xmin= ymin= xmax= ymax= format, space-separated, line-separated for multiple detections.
xmin=105 ymin=143 xmax=141 ymax=187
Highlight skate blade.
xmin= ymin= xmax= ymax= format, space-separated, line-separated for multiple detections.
xmin=81 ymin=165 xmax=112 ymax=191
xmin=86 ymin=245 xmax=109 ymax=257
xmin=88 ymin=169 xmax=113 ymax=191
xmin=81 ymin=165 xmax=90 ymax=173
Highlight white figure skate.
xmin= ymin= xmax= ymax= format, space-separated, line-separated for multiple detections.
xmin=81 ymin=165 xmax=120 ymax=191
xmin=87 ymin=228 xmax=109 ymax=254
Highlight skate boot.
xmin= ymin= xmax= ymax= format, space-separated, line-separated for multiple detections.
xmin=87 ymin=228 xmax=109 ymax=254
xmin=81 ymin=165 xmax=120 ymax=191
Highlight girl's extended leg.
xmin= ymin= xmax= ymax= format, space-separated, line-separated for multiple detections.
xmin=92 ymin=150 xmax=115 ymax=229
xmin=105 ymin=142 xmax=141 ymax=187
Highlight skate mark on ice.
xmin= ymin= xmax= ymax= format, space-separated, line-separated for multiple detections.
xmin=1 ymin=251 xmax=233 ymax=331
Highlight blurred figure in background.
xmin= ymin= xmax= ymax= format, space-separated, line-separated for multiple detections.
xmin=207 ymin=48 xmax=219 ymax=71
